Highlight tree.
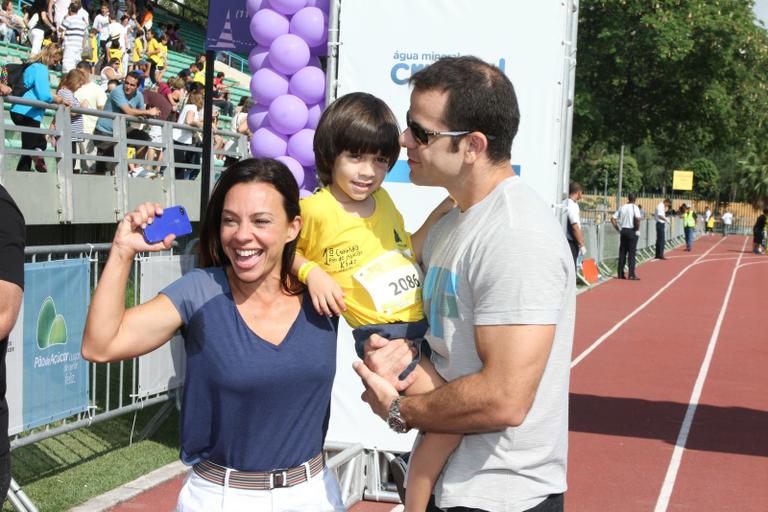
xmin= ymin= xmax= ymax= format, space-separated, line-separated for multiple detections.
xmin=572 ymin=153 xmax=642 ymax=195
xmin=738 ymin=153 xmax=768 ymax=208
xmin=683 ymin=157 xmax=720 ymax=199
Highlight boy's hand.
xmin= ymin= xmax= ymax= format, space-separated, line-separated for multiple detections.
xmin=306 ymin=266 xmax=347 ymax=317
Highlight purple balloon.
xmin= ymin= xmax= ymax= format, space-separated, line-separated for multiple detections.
xmin=250 ymin=9 xmax=289 ymax=47
xmin=269 ymin=94 xmax=310 ymax=135
xmin=306 ymin=0 xmax=329 ymax=11
xmin=309 ymin=43 xmax=327 ymax=57
xmin=251 ymin=127 xmax=288 ymax=158
xmin=289 ymin=7 xmax=327 ymax=48
xmin=247 ymin=104 xmax=269 ymax=132
xmin=248 ymin=46 xmax=270 ymax=73
xmin=250 ymin=66 xmax=289 ymax=106
xmin=269 ymin=34 xmax=310 ymax=76
xmin=276 ymin=155 xmax=305 ymax=187
xmin=287 ymin=128 xmax=316 ymax=167
xmin=306 ymin=101 xmax=324 ymax=129
xmin=270 ymin=0 xmax=307 ymax=16
xmin=246 ymin=0 xmax=271 ymax=16
xmin=289 ymin=66 xmax=325 ymax=104
xmin=302 ymin=167 xmax=318 ymax=190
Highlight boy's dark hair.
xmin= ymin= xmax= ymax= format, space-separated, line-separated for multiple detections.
xmin=569 ymin=182 xmax=582 ymax=195
xmin=409 ymin=56 xmax=519 ymax=164
xmin=313 ymin=92 xmax=400 ymax=186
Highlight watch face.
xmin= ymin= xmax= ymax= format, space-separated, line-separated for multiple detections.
xmin=388 ymin=416 xmax=408 ymax=433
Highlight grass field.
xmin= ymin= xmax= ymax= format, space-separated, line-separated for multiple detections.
xmin=4 ymin=403 xmax=180 ymax=511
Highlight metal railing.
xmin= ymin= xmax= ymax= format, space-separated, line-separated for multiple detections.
xmin=1 ymin=94 xmax=250 ymax=224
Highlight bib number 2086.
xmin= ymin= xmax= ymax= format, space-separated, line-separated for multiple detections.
xmin=389 ymin=273 xmax=420 ymax=296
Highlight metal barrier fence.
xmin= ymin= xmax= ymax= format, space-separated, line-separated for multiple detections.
xmin=577 ymin=217 xmax=703 ymax=285
xmin=0 ymin=94 xmax=250 ymax=224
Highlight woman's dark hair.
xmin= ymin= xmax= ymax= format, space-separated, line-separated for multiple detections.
xmin=198 ymin=158 xmax=303 ymax=295
xmin=313 ymin=92 xmax=401 ymax=186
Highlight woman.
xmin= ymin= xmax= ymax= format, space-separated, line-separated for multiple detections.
xmin=26 ymin=0 xmax=55 ymax=55
xmin=10 ymin=43 xmax=69 ymax=172
xmin=82 ymin=159 xmax=345 ymax=512
xmin=100 ymin=57 xmax=123 ymax=90
xmin=172 ymin=89 xmax=203 ymax=180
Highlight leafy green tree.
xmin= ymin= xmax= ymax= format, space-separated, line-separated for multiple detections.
xmin=572 ymin=153 xmax=641 ymax=195
xmin=683 ymin=157 xmax=720 ymax=199
xmin=737 ymin=153 xmax=768 ymax=208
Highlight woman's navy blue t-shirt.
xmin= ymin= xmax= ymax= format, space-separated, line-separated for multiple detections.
xmin=161 ymin=267 xmax=338 ymax=472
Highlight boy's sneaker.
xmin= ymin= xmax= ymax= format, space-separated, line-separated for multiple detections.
xmin=389 ymin=453 xmax=409 ymax=504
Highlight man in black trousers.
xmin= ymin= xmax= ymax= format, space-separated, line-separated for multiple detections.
xmin=611 ymin=193 xmax=643 ymax=280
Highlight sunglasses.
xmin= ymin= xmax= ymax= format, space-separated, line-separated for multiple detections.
xmin=406 ymin=112 xmax=496 ymax=145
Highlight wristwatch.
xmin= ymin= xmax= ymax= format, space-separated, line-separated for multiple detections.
xmin=387 ymin=397 xmax=410 ymax=433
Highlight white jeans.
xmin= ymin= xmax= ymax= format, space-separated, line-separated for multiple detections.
xmin=29 ymin=28 xmax=45 ymax=56
xmin=175 ymin=467 xmax=345 ymax=512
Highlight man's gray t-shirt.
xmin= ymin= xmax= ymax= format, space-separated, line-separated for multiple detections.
xmin=422 ymin=176 xmax=575 ymax=512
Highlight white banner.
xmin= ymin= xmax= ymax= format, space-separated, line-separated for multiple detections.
xmin=137 ymin=255 xmax=195 ymax=398
xmin=328 ymin=0 xmax=575 ymax=450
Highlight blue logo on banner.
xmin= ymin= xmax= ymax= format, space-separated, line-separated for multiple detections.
xmin=22 ymin=259 xmax=90 ymax=430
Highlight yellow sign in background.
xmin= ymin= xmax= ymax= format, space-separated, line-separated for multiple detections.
xmin=672 ymin=170 xmax=694 ymax=191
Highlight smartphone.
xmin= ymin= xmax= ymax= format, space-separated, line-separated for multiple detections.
xmin=142 ymin=205 xmax=193 ymax=244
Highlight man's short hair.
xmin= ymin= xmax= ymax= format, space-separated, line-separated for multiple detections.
xmin=125 ymin=71 xmax=142 ymax=84
xmin=76 ymin=60 xmax=94 ymax=71
xmin=569 ymin=182 xmax=582 ymax=195
xmin=664 ymin=198 xmax=671 ymax=204
xmin=628 ymin=193 xmax=637 ymax=202
xmin=409 ymin=56 xmax=520 ymax=164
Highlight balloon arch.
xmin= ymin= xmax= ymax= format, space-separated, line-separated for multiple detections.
xmin=245 ymin=0 xmax=330 ymax=198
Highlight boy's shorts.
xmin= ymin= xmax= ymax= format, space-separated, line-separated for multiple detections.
xmin=352 ymin=318 xmax=430 ymax=381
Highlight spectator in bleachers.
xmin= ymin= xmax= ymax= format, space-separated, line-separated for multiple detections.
xmin=10 ymin=43 xmax=69 ymax=172
xmin=86 ymin=26 xmax=98 ymax=66
xmin=74 ymin=60 xmax=107 ymax=172
xmin=0 ymin=1 xmax=25 ymax=44
xmin=129 ymin=26 xmax=143 ymax=70
xmin=100 ymin=56 xmax=122 ymax=89
xmin=74 ymin=1 xmax=89 ymax=24
xmin=60 ymin=3 xmax=87 ymax=72
xmin=92 ymin=3 xmax=109 ymax=71
xmin=145 ymin=29 xmax=164 ymax=85
xmin=172 ymin=89 xmax=203 ymax=179
xmin=212 ymin=71 xmax=235 ymax=117
xmin=50 ymin=0 xmax=71 ymax=30
xmin=157 ymin=76 xmax=185 ymax=113
xmin=142 ymin=79 xmax=185 ymax=170
xmin=93 ymin=70 xmax=160 ymax=173
xmin=56 ymin=68 xmax=88 ymax=158
xmin=107 ymin=11 xmax=124 ymax=53
xmin=107 ymin=37 xmax=122 ymax=64
xmin=193 ymin=53 xmax=206 ymax=86
xmin=27 ymin=0 xmax=56 ymax=55
xmin=234 ymin=97 xmax=253 ymax=138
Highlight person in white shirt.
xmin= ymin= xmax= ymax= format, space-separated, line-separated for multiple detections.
xmin=74 ymin=61 xmax=108 ymax=172
xmin=610 ymin=193 xmax=643 ymax=280
xmin=92 ymin=4 xmax=110 ymax=71
xmin=721 ymin=209 xmax=733 ymax=236
xmin=565 ymin=182 xmax=587 ymax=271
xmin=655 ymin=198 xmax=671 ymax=259
xmin=60 ymin=4 xmax=87 ymax=72
xmin=704 ymin=206 xmax=712 ymax=233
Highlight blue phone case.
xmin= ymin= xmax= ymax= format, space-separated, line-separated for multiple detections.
xmin=142 ymin=205 xmax=193 ymax=244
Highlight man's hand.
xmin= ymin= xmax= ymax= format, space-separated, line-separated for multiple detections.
xmin=353 ymin=361 xmax=399 ymax=421
xmin=147 ymin=107 xmax=160 ymax=117
xmin=579 ymin=245 xmax=587 ymax=256
xmin=363 ymin=334 xmax=417 ymax=392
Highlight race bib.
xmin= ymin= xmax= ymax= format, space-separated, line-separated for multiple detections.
xmin=354 ymin=250 xmax=423 ymax=315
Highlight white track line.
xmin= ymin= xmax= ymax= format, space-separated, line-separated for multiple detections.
xmin=654 ymin=237 xmax=748 ymax=512
xmin=571 ymin=236 xmax=728 ymax=368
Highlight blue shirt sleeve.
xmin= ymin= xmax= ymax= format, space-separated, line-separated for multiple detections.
xmin=160 ymin=267 xmax=228 ymax=325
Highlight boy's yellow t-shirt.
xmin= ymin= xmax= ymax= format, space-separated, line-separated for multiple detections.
xmin=147 ymin=38 xmax=163 ymax=65
xmin=132 ymin=38 xmax=144 ymax=63
xmin=88 ymin=36 xmax=98 ymax=64
xmin=297 ymin=187 xmax=424 ymax=328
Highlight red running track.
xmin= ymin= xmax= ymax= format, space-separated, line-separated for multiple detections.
xmin=568 ymin=234 xmax=768 ymax=512
xmin=109 ymin=234 xmax=767 ymax=511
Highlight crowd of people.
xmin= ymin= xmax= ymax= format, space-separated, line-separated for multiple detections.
xmin=0 ymin=1 xmax=252 ymax=180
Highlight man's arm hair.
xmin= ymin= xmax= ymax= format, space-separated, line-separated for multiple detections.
xmin=399 ymin=323 xmax=556 ymax=433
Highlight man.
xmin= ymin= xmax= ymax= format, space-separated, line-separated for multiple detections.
xmin=60 ymin=3 xmax=87 ymax=72
xmin=565 ymin=181 xmax=587 ymax=270
xmin=611 ymin=193 xmax=642 ymax=280
xmin=752 ymin=208 xmax=767 ymax=255
xmin=92 ymin=3 xmax=110 ymax=72
xmin=654 ymin=198 xmax=671 ymax=259
xmin=354 ymin=56 xmax=574 ymax=512
xmin=0 ymin=185 xmax=25 ymax=502
xmin=93 ymin=71 xmax=159 ymax=173
xmin=682 ymin=204 xmax=696 ymax=252
xmin=0 ymin=1 xmax=25 ymax=44
xmin=721 ymin=209 xmax=733 ymax=236
xmin=74 ymin=61 xmax=107 ymax=172
xmin=142 ymin=80 xmax=184 ymax=170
